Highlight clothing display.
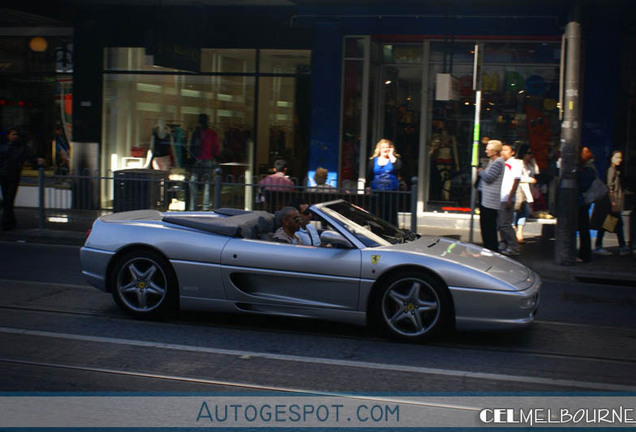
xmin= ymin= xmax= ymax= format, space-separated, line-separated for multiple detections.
xmin=188 ymin=115 xmax=220 ymax=211
xmin=171 ymin=125 xmax=187 ymax=168
xmin=429 ymin=129 xmax=458 ymax=201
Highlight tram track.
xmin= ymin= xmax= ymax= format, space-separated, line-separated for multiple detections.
xmin=1 ymin=326 xmax=635 ymax=392
xmin=0 ymin=356 xmax=489 ymax=415
xmin=1 ymin=302 xmax=635 ymax=368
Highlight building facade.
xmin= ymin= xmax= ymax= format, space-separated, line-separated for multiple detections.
xmin=5 ymin=1 xmax=634 ymax=213
xmin=0 ymin=8 xmax=73 ymax=165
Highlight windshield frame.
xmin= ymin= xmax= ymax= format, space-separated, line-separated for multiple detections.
xmin=313 ymin=200 xmax=394 ymax=248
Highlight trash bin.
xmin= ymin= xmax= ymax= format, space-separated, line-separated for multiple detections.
xmin=113 ymin=169 xmax=169 ymax=212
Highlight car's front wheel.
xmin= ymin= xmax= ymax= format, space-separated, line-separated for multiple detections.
xmin=110 ymin=250 xmax=177 ymax=319
xmin=373 ymin=271 xmax=452 ymax=341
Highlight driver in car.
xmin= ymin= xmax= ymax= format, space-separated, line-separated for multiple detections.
xmin=273 ymin=207 xmax=302 ymax=244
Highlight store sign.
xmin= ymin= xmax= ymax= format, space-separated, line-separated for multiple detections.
xmin=435 ymin=73 xmax=459 ymax=101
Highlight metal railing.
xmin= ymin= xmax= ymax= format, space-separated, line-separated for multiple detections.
xmin=30 ymin=168 xmax=418 ymax=232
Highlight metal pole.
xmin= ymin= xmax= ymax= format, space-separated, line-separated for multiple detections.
xmin=410 ymin=176 xmax=418 ymax=233
xmin=469 ymin=90 xmax=481 ymax=244
xmin=38 ymin=166 xmax=45 ymax=229
xmin=555 ymin=21 xmax=581 ymax=266
xmin=214 ymin=167 xmax=222 ymax=210
xmin=469 ymin=43 xmax=483 ymax=244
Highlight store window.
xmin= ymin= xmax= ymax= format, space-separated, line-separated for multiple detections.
xmin=104 ymin=47 xmax=181 ymax=72
xmin=102 ymin=47 xmax=310 ymax=209
xmin=379 ymin=43 xmax=423 ymax=192
xmin=427 ymin=41 xmax=561 ymax=212
xmin=359 ymin=39 xmax=561 ymax=212
xmin=260 ymin=49 xmax=311 ymax=74
xmin=341 ymin=36 xmax=374 ymax=189
xmin=102 ymin=72 xmax=255 ymax=167
xmin=200 ymin=49 xmax=256 ymax=73
xmin=0 ymin=36 xmax=73 ymax=165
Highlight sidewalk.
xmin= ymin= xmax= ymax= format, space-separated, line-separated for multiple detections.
xmin=417 ymin=224 xmax=635 ymax=284
xmin=2 ymin=207 xmax=635 ymax=283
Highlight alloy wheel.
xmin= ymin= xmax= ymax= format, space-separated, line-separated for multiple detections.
xmin=380 ymin=276 xmax=442 ymax=338
xmin=116 ymin=256 xmax=168 ymax=314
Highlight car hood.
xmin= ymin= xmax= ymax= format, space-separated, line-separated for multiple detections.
xmin=386 ymin=235 xmax=533 ymax=287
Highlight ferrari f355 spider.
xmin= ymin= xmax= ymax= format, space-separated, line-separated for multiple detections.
xmin=81 ymin=200 xmax=540 ymax=341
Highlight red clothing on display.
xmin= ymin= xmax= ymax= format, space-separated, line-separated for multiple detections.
xmin=199 ymin=128 xmax=220 ymax=161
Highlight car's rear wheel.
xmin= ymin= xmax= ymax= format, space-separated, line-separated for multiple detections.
xmin=110 ymin=250 xmax=177 ymax=319
xmin=373 ymin=271 xmax=452 ymax=341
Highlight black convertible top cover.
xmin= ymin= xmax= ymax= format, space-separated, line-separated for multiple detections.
xmin=162 ymin=211 xmax=275 ymax=239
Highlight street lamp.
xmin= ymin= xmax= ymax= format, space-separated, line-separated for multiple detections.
xmin=29 ymin=36 xmax=48 ymax=52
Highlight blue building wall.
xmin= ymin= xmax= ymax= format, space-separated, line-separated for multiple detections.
xmin=304 ymin=5 xmax=621 ymax=186
xmin=308 ymin=22 xmax=343 ymax=173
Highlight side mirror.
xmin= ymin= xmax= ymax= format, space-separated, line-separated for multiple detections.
xmin=320 ymin=230 xmax=353 ymax=249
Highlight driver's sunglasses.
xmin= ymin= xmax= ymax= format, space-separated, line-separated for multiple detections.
xmin=301 ymin=208 xmax=312 ymax=215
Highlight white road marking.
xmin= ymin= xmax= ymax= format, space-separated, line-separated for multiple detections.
xmin=0 ymin=279 xmax=90 ymax=290
xmin=0 ymin=357 xmax=480 ymax=413
xmin=1 ymin=326 xmax=634 ymax=392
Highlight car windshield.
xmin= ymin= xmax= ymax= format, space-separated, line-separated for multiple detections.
xmin=319 ymin=201 xmax=412 ymax=247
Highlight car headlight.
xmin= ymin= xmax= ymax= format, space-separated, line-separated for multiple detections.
xmin=520 ymin=293 xmax=538 ymax=309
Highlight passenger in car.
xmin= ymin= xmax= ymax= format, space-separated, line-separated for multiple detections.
xmin=289 ymin=198 xmax=321 ymax=246
xmin=272 ymin=206 xmax=302 ymax=244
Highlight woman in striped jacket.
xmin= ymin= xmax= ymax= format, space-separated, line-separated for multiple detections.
xmin=478 ymin=139 xmax=505 ymax=252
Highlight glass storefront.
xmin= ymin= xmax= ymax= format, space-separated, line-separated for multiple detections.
xmin=340 ymin=36 xmax=378 ymax=189
xmin=102 ymin=47 xmax=310 ymax=208
xmin=341 ymin=37 xmax=365 ymax=188
xmin=426 ymin=41 xmax=561 ymax=212
xmin=343 ymin=38 xmax=561 ymax=213
xmin=0 ymin=36 xmax=73 ymax=165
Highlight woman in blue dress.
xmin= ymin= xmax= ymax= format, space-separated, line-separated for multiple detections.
xmin=366 ymin=139 xmax=402 ymax=225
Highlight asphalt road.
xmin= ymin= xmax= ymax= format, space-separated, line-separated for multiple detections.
xmin=1 ymin=241 xmax=636 ymax=395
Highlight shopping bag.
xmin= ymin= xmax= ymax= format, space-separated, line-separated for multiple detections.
xmin=602 ymin=214 xmax=618 ymax=233
xmin=583 ymin=178 xmax=609 ymax=205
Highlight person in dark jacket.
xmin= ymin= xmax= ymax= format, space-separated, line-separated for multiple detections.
xmin=576 ymin=146 xmax=596 ymax=263
xmin=0 ymin=127 xmax=45 ymax=230
xmin=590 ymin=150 xmax=628 ymax=256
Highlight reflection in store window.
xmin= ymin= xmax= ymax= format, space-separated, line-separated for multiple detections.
xmin=102 ymin=47 xmax=310 ymax=209
xmin=260 ymin=49 xmax=311 ymax=74
xmin=200 ymin=49 xmax=256 ymax=73
xmin=341 ymin=59 xmax=363 ymax=188
xmin=103 ymin=73 xmax=255 ymax=168
xmin=353 ymin=40 xmax=561 ymax=212
xmin=426 ymin=41 xmax=561 ymax=213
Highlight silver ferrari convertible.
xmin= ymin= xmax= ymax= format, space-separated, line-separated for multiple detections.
xmin=80 ymin=200 xmax=540 ymax=341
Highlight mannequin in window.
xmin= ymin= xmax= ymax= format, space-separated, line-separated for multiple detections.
xmin=53 ymin=124 xmax=70 ymax=176
xmin=151 ymin=118 xmax=173 ymax=171
xmin=429 ymin=120 xmax=459 ymax=201
xmin=171 ymin=123 xmax=186 ymax=168
xmin=188 ymin=113 xmax=220 ymax=211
